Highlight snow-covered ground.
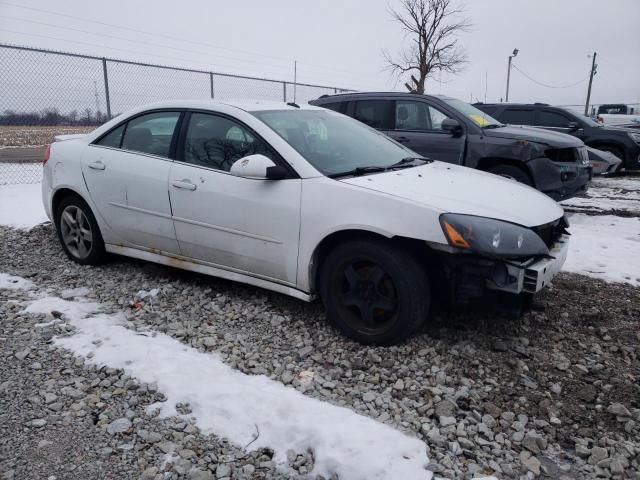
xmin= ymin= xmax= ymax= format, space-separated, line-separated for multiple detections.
xmin=561 ymin=176 xmax=640 ymax=214
xmin=564 ymin=214 xmax=640 ymax=285
xmin=0 ymin=183 xmax=48 ymax=228
xmin=16 ymin=283 xmax=435 ymax=480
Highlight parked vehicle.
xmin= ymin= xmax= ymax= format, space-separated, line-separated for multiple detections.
xmin=43 ymin=100 xmax=570 ymax=345
xmin=597 ymin=104 xmax=636 ymax=115
xmin=586 ymin=147 xmax=622 ymax=175
xmin=475 ymin=102 xmax=640 ymax=171
xmin=311 ymin=93 xmax=591 ymax=200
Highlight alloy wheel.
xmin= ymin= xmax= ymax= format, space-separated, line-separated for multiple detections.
xmin=60 ymin=205 xmax=93 ymax=259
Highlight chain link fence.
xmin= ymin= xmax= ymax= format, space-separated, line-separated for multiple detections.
xmin=0 ymin=43 xmax=353 ymax=185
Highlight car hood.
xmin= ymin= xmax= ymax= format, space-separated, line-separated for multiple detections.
xmin=483 ymin=125 xmax=583 ymax=148
xmin=340 ymin=162 xmax=564 ymax=228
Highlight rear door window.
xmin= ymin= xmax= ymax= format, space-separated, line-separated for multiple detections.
xmin=499 ymin=108 xmax=534 ymax=125
xmin=96 ymin=124 xmax=125 ymax=148
xmin=320 ymin=102 xmax=346 ymax=113
xmin=538 ymin=110 xmax=572 ymax=128
xmin=353 ymin=100 xmax=392 ymax=129
xmin=121 ymin=111 xmax=180 ymax=158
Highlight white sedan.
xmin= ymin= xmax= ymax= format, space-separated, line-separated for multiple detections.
xmin=42 ymin=100 xmax=569 ymax=344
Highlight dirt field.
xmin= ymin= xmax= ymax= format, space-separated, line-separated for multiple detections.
xmin=0 ymin=125 xmax=94 ymax=148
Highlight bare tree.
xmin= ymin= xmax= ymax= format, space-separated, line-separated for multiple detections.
xmin=384 ymin=0 xmax=471 ymax=94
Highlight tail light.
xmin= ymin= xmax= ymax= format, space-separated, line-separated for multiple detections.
xmin=43 ymin=144 xmax=51 ymax=165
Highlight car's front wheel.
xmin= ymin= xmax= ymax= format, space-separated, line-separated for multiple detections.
xmin=319 ymin=240 xmax=430 ymax=345
xmin=55 ymin=195 xmax=106 ymax=265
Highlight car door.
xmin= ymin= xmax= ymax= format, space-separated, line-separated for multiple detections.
xmin=82 ymin=110 xmax=182 ymax=253
xmin=387 ymin=99 xmax=465 ymax=164
xmin=168 ymin=111 xmax=301 ymax=284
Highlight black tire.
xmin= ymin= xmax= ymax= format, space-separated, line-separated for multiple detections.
xmin=55 ymin=195 xmax=106 ymax=265
xmin=319 ymin=240 xmax=430 ymax=345
xmin=488 ymin=164 xmax=533 ymax=186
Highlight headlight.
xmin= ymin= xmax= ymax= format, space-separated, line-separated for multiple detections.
xmin=630 ymin=132 xmax=640 ymax=144
xmin=439 ymin=213 xmax=549 ymax=257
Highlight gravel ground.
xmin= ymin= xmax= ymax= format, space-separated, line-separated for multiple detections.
xmin=1 ymin=222 xmax=639 ymax=480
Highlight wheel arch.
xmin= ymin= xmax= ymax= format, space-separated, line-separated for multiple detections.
xmin=51 ymin=186 xmax=90 ymax=218
xmin=308 ymin=228 xmax=439 ymax=294
xmin=476 ymin=157 xmax=535 ymax=186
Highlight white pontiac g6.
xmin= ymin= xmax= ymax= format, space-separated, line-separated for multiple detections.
xmin=42 ymin=100 xmax=569 ymax=344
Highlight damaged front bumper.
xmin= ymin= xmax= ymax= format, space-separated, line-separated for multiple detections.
xmin=439 ymin=234 xmax=570 ymax=303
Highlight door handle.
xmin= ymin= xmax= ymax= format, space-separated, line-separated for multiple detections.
xmin=171 ymin=179 xmax=197 ymax=191
xmin=396 ymin=136 xmax=410 ymax=143
xmin=88 ymin=161 xmax=105 ymax=170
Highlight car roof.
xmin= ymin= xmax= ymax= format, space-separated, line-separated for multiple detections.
xmin=313 ymin=91 xmax=454 ymax=101
xmin=122 ymin=99 xmax=325 ymax=113
xmin=475 ymin=102 xmax=551 ymax=107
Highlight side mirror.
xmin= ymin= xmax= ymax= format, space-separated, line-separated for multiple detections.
xmin=230 ymin=154 xmax=287 ymax=180
xmin=567 ymin=121 xmax=581 ymax=131
xmin=441 ymin=118 xmax=462 ymax=136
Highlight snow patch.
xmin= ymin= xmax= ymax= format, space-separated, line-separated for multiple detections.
xmin=0 ymin=273 xmax=34 ymax=290
xmin=565 ymin=214 xmax=640 ymax=286
xmin=22 ymin=293 xmax=433 ymax=480
xmin=0 ymin=183 xmax=47 ymax=228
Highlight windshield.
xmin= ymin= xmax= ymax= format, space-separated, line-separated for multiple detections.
xmin=559 ymin=107 xmax=600 ymax=127
xmin=251 ymin=109 xmax=415 ymax=175
xmin=441 ymin=98 xmax=502 ymax=128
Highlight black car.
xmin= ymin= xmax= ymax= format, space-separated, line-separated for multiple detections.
xmin=311 ymin=92 xmax=591 ymax=199
xmin=474 ymin=102 xmax=640 ymax=171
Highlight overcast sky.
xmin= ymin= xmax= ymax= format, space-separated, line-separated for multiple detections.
xmin=1 ymin=0 xmax=639 ymax=108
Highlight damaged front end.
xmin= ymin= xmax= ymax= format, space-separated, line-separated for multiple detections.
xmin=433 ymin=214 xmax=570 ymax=306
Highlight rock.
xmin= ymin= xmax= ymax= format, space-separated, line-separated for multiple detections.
xmin=38 ymin=440 xmax=53 ymax=449
xmin=588 ymin=446 xmax=608 ymax=465
xmin=435 ymin=399 xmax=457 ymax=417
xmin=141 ymin=467 xmax=158 ymax=479
xmin=106 ymin=417 xmax=132 ymax=435
xmin=137 ymin=429 xmax=162 ymax=443
xmin=482 ymin=402 xmax=502 ymax=418
xmin=362 ymin=392 xmax=376 ymax=403
xmin=158 ymin=441 xmax=177 ymax=453
xmin=522 ymin=433 xmax=541 ymax=454
xmin=539 ymin=456 xmax=560 ymax=477
xmin=577 ymin=384 xmax=597 ymax=403
xmin=215 ymin=464 xmax=231 ymax=478
xmin=188 ymin=469 xmax=215 ymax=480
xmin=575 ymin=444 xmax=591 ymax=458
xmin=492 ymin=339 xmax=508 ymax=352
xmin=297 ymin=346 xmax=313 ymax=359
xmin=439 ymin=416 xmax=456 ymax=427
xmin=242 ymin=464 xmax=255 ymax=475
xmin=28 ymin=419 xmax=47 ymax=428
xmin=393 ymin=379 xmax=404 ymax=390
xmin=607 ymin=402 xmax=631 ymax=418
xmin=522 ymin=456 xmax=541 ymax=476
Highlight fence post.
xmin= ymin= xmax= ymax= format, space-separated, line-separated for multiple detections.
xmin=283 ymin=82 xmax=287 ymax=102
xmin=209 ymin=72 xmax=214 ymax=99
xmin=102 ymin=58 xmax=112 ymax=119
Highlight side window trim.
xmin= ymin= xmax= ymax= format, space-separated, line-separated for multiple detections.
xmin=176 ymin=109 xmax=299 ymax=179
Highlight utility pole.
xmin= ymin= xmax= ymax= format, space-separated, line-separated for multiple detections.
xmin=293 ymin=60 xmax=297 ymax=104
xmin=505 ymin=48 xmax=519 ymax=102
xmin=584 ymin=52 xmax=597 ymax=116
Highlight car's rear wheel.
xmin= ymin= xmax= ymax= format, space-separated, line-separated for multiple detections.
xmin=319 ymin=240 xmax=430 ymax=345
xmin=488 ymin=164 xmax=533 ymax=186
xmin=55 ymin=195 xmax=106 ymax=265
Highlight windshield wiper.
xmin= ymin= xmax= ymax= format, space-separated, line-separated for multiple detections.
xmin=328 ymin=166 xmax=387 ymax=178
xmin=388 ymin=157 xmax=430 ymax=168
xmin=481 ymin=124 xmax=505 ymax=129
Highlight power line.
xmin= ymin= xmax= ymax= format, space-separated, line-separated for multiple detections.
xmin=0 ymin=29 xmax=363 ymax=88
xmin=511 ymin=63 xmax=590 ymax=89
xmin=0 ymin=1 xmax=376 ymax=81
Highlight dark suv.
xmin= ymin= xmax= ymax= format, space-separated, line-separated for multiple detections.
xmin=311 ymin=92 xmax=591 ymax=199
xmin=474 ymin=103 xmax=640 ymax=171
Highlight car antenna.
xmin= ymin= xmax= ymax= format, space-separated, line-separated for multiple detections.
xmin=286 ymin=102 xmax=300 ymax=108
